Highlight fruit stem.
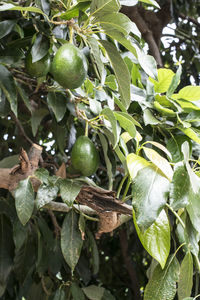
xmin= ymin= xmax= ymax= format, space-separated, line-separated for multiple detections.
xmin=85 ymin=121 xmax=89 ymax=137
xmin=122 ymin=176 xmax=131 ymax=202
xmin=116 ymin=174 xmax=128 ymax=199
xmin=69 ymin=26 xmax=74 ymax=44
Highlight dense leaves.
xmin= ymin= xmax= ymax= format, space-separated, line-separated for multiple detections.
xmin=0 ymin=0 xmax=200 ymax=299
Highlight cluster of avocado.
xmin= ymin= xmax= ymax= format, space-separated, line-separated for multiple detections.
xmin=25 ymin=43 xmax=99 ymax=177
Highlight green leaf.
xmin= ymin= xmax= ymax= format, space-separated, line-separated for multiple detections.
xmin=0 ymin=20 xmax=16 ymax=39
xmin=36 ymin=183 xmax=59 ymax=209
xmin=100 ymin=40 xmax=131 ymax=109
xmin=133 ymin=209 xmax=170 ymax=268
xmin=143 ymin=109 xmax=162 ymax=125
xmin=127 ymin=153 xmax=150 ymax=180
xmin=102 ymin=107 xmax=119 ymax=148
xmin=59 ymin=1 xmax=90 ymax=20
xmin=53 ymin=288 xmax=67 ymax=300
xmin=15 ymin=82 xmax=32 ymax=112
xmin=177 ymin=86 xmax=200 ymax=101
xmin=144 ymin=256 xmax=180 ymax=300
xmin=87 ymin=36 xmax=104 ymax=80
xmin=149 ymin=68 xmax=175 ymax=93
xmin=169 ymin=164 xmax=190 ymax=210
xmin=59 ymin=179 xmax=82 ymax=206
xmin=87 ymin=229 xmax=100 ymax=274
xmin=47 ymin=92 xmax=67 ymax=122
xmin=97 ymin=12 xmax=140 ymax=37
xmin=98 ymin=133 xmax=113 ymax=190
xmin=132 ymin=165 xmax=169 ymax=231
xmin=184 ymin=214 xmax=200 ymax=257
xmin=143 ymin=147 xmax=173 ymax=181
xmin=0 ymin=3 xmax=49 ymax=20
xmin=31 ymin=34 xmax=50 ymax=63
xmin=0 ymin=155 xmax=19 ymax=168
xmin=14 ymin=178 xmax=35 ymax=225
xmin=82 ymin=285 xmax=105 ymax=300
xmin=134 ymin=45 xmax=157 ymax=79
xmin=144 ymin=141 xmax=172 ymax=160
xmin=178 ymin=126 xmax=200 ymax=144
xmin=0 ymin=64 xmax=17 ymax=115
xmin=71 ymin=282 xmax=85 ymax=300
xmin=91 ymin=0 xmax=120 ymax=17
xmin=114 ymin=111 xmax=136 ymax=138
xmin=31 ymin=108 xmax=49 ymax=136
xmin=61 ymin=210 xmax=83 ymax=273
xmin=105 ymin=75 xmax=117 ymax=90
xmin=187 ymin=188 xmax=200 ymax=232
xmin=0 ymin=214 xmax=14 ymax=297
xmin=139 ymin=0 xmax=160 ymax=8
xmin=166 ymin=64 xmax=182 ymax=97
xmin=167 ymin=136 xmax=192 ymax=163
xmin=178 ymin=252 xmax=193 ymax=300
xmin=34 ymin=168 xmax=49 ymax=184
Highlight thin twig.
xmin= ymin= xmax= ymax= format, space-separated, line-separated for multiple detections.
xmin=10 ymin=112 xmax=34 ymax=145
xmin=48 ymin=209 xmax=61 ymax=238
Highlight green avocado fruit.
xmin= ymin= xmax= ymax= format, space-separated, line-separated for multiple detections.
xmin=71 ymin=136 xmax=99 ymax=176
xmin=50 ymin=43 xmax=88 ymax=89
xmin=25 ymin=52 xmax=51 ymax=78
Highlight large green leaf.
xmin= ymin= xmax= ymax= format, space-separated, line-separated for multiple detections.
xmin=71 ymin=282 xmax=85 ymax=300
xmin=178 ymin=127 xmax=200 ymax=144
xmin=149 ymin=68 xmax=175 ymax=93
xmin=36 ymin=183 xmax=59 ymax=209
xmin=169 ymin=164 xmax=190 ymax=210
xmin=0 ymin=214 xmax=14 ymax=297
xmin=114 ymin=111 xmax=139 ymax=138
xmin=14 ymin=178 xmax=35 ymax=225
xmin=59 ymin=179 xmax=82 ymax=206
xmin=31 ymin=108 xmax=49 ymax=136
xmin=142 ymin=147 xmax=173 ymax=181
xmin=167 ymin=136 xmax=192 ymax=163
xmin=134 ymin=209 xmax=170 ymax=268
xmin=47 ymin=92 xmax=68 ymax=122
xmin=97 ymin=12 xmax=140 ymax=37
xmin=178 ymin=251 xmax=193 ymax=300
xmin=82 ymin=285 xmax=105 ymax=300
xmin=100 ymin=40 xmax=131 ymax=109
xmin=0 ymin=64 xmax=17 ymax=115
xmin=144 ymin=256 xmax=180 ymax=300
xmin=132 ymin=165 xmax=169 ymax=231
xmin=178 ymin=86 xmax=200 ymax=101
xmin=90 ymin=0 xmax=120 ymax=17
xmin=127 ymin=153 xmax=150 ymax=180
xmin=134 ymin=45 xmax=157 ymax=79
xmin=0 ymin=20 xmax=16 ymax=39
xmin=0 ymin=3 xmax=49 ymax=19
xmin=61 ymin=210 xmax=83 ymax=273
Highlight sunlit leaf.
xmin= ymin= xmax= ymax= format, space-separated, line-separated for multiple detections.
xmin=14 ymin=178 xmax=35 ymax=225
xmin=134 ymin=209 xmax=170 ymax=268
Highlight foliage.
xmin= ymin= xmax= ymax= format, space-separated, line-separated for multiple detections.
xmin=0 ymin=0 xmax=200 ymax=299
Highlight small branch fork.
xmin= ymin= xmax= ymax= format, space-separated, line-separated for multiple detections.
xmin=0 ymin=144 xmax=132 ymax=237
